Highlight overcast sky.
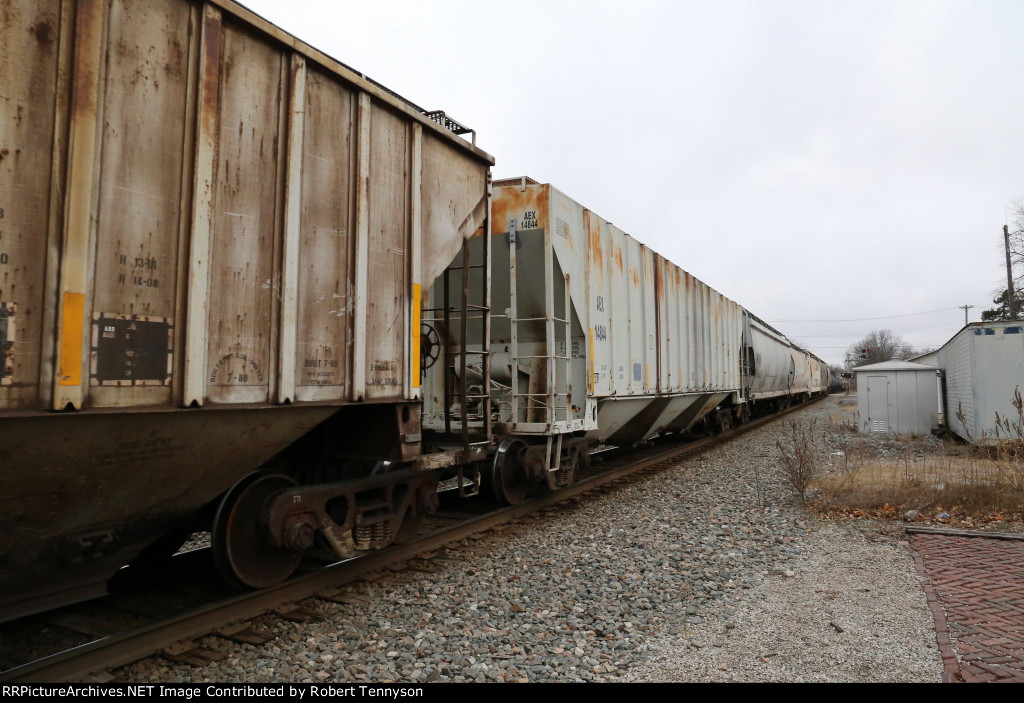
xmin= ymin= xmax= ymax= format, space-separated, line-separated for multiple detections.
xmin=239 ymin=0 xmax=1024 ymax=367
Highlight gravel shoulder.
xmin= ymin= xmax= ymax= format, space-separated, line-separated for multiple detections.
xmin=114 ymin=396 xmax=944 ymax=683
xmin=629 ymin=522 xmax=940 ymax=682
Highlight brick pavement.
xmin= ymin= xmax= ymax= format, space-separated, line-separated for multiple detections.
xmin=909 ymin=534 xmax=1024 ymax=683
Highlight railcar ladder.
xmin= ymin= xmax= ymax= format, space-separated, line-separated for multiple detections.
xmin=507 ymin=217 xmax=572 ymax=435
xmin=432 ymin=219 xmax=492 ymax=459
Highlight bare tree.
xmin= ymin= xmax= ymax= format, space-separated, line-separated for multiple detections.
xmin=845 ymin=329 xmax=916 ymax=368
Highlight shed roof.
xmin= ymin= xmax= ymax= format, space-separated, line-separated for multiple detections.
xmin=908 ymin=350 xmax=939 ymax=366
xmin=853 ymin=359 xmax=938 ymax=372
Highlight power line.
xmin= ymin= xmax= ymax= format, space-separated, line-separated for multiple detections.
xmin=803 ymin=345 xmax=945 ymax=349
xmin=770 ymin=306 xmax=979 ymax=323
xmin=791 ymin=322 xmax=966 ymax=339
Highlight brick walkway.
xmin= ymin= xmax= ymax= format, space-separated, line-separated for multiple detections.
xmin=909 ymin=534 xmax=1024 ymax=683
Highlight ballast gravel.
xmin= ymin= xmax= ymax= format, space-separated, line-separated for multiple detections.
xmin=114 ymin=397 xmax=943 ymax=683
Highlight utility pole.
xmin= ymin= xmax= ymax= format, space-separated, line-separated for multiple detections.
xmin=960 ymin=304 xmax=974 ymax=327
xmin=1005 ymin=224 xmax=1017 ymax=319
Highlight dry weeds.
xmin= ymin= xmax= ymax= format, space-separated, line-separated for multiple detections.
xmin=775 ymin=419 xmax=820 ymax=503
xmin=807 ymin=402 xmax=1024 ymax=530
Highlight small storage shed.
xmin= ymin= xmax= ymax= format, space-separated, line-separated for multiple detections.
xmin=854 ymin=360 xmax=939 ymax=435
xmin=937 ymin=321 xmax=1024 ymax=445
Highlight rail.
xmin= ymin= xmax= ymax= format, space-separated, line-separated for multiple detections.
xmin=0 ymin=398 xmax=824 ymax=683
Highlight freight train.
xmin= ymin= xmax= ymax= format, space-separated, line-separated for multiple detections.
xmin=0 ymin=0 xmax=827 ymax=621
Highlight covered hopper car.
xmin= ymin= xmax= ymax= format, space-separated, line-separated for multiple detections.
xmin=443 ymin=177 xmax=828 ymax=503
xmin=0 ymin=1 xmax=826 ymax=621
xmin=0 ymin=0 xmax=494 ymax=620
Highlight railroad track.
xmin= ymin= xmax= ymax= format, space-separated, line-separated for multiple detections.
xmin=0 ymin=400 xmax=819 ymax=683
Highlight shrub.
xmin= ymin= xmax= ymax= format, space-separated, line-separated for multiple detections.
xmin=776 ymin=419 xmax=819 ymax=503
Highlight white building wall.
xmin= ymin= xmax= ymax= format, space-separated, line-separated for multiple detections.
xmin=938 ymin=329 xmax=974 ymax=440
xmin=856 ymin=367 xmax=938 ymax=435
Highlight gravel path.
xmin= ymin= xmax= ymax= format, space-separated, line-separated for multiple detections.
xmin=113 ymin=396 xmax=943 ymax=683
xmin=630 ymin=523 xmax=939 ymax=682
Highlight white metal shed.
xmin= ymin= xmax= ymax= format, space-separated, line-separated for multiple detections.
xmin=854 ymin=360 xmax=939 ymax=435
xmin=936 ymin=321 xmax=1024 ymax=445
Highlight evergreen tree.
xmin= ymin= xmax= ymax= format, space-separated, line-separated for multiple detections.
xmin=981 ymin=289 xmax=1024 ymax=321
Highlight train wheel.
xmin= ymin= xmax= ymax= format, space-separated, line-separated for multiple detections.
xmin=489 ymin=437 xmax=530 ymax=505
xmin=212 ymin=473 xmax=303 ymax=589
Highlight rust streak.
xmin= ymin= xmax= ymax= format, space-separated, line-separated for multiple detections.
xmin=31 ymin=20 xmax=53 ymax=45
xmin=491 ymin=183 xmax=547 ymax=233
xmin=656 ymin=255 xmax=665 ymax=297
xmin=201 ymin=10 xmax=223 ymax=136
xmin=587 ymin=212 xmax=603 ymax=268
xmin=70 ymin=0 xmax=102 ymax=119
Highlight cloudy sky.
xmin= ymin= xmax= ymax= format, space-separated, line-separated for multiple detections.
xmin=240 ymin=0 xmax=1024 ymax=367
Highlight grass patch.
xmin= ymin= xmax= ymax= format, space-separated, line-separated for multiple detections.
xmin=812 ymin=419 xmax=1024 ymax=528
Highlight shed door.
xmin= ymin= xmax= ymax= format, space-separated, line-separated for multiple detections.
xmin=867 ymin=375 xmax=889 ymax=432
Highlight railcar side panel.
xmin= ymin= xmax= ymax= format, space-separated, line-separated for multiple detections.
xmin=660 ymin=260 xmax=679 ymax=392
xmin=0 ymin=0 xmax=64 ymax=410
xmin=621 ymin=234 xmax=642 ymax=394
xmin=588 ymin=210 xmax=613 ymax=396
xmin=684 ymin=273 xmax=696 ymax=387
xmin=420 ymin=135 xmax=490 ymax=289
xmin=697 ymin=281 xmax=710 ymax=387
xmin=293 ymin=66 xmax=356 ymax=402
xmin=364 ymin=104 xmax=410 ymax=400
xmin=86 ymin=0 xmax=191 ymax=409
xmin=641 ymin=243 xmax=656 ymax=392
xmin=204 ymin=18 xmax=284 ymax=406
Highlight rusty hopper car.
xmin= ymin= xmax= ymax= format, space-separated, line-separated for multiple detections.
xmin=0 ymin=0 xmax=493 ymax=620
xmin=422 ymin=177 xmax=828 ymax=505
xmin=430 ymin=178 xmax=745 ymax=503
